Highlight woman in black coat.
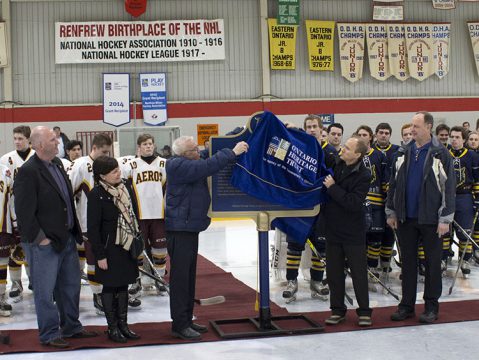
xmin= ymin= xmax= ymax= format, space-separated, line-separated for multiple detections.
xmin=87 ymin=156 xmax=140 ymax=343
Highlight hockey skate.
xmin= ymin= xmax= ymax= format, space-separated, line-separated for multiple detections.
xmin=93 ymin=293 xmax=104 ymax=315
xmin=128 ymin=279 xmax=142 ymax=298
xmin=417 ymin=263 xmax=426 ymax=283
xmin=368 ymin=268 xmax=379 ymax=292
xmin=128 ymin=295 xmax=141 ymax=309
xmin=0 ymin=295 xmax=12 ymax=317
xmin=80 ymin=271 xmax=89 ymax=285
xmin=474 ymin=250 xmax=479 ymax=266
xmin=441 ymin=260 xmax=448 ymax=277
xmin=282 ymin=279 xmax=298 ymax=304
xmin=310 ymin=280 xmax=329 ymax=301
xmin=461 ymin=261 xmax=471 ymax=278
xmin=9 ymin=280 xmax=23 ymax=303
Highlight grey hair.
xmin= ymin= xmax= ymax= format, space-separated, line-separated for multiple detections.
xmin=172 ymin=136 xmax=194 ymax=156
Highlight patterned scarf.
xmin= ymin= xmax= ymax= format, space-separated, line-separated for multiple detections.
xmin=99 ymin=180 xmax=138 ymax=251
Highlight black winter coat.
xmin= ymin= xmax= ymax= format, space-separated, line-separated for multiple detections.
xmin=87 ymin=185 xmax=138 ymax=287
xmin=321 ymin=158 xmax=371 ymax=245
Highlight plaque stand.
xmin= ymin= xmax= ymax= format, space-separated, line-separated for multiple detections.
xmin=209 ymin=212 xmax=324 ymax=339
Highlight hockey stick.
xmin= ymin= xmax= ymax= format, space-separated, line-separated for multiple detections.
xmin=139 ymin=250 xmax=225 ymax=306
xmin=306 ymin=239 xmax=354 ymax=306
xmin=392 ymin=230 xmax=402 ymax=268
xmin=453 ymin=220 xmax=479 ymax=251
xmin=449 ymin=213 xmax=479 ymax=295
xmin=366 ymin=269 xmax=400 ymax=301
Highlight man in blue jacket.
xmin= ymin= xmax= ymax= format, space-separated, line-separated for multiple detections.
xmin=165 ymin=135 xmax=248 ymax=340
xmin=386 ymin=111 xmax=455 ymax=324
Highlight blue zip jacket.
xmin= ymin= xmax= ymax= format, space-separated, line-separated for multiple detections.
xmin=386 ymin=135 xmax=455 ymax=225
xmin=165 ymin=149 xmax=236 ymax=232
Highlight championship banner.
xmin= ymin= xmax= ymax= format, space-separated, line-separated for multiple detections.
xmin=432 ymin=0 xmax=456 ymax=9
xmin=432 ymin=23 xmax=451 ymax=79
xmin=103 ymin=73 xmax=130 ymax=127
xmin=337 ymin=23 xmax=366 ymax=82
xmin=366 ymin=24 xmax=390 ymax=81
xmin=468 ymin=22 xmax=479 ymax=77
xmin=140 ymin=73 xmax=167 ymax=126
xmin=387 ymin=24 xmax=409 ymax=81
xmin=55 ymin=20 xmax=225 ymax=64
xmin=268 ymin=18 xmax=297 ymax=70
xmin=405 ymin=24 xmax=434 ymax=81
xmin=305 ymin=20 xmax=335 ymax=71
xmin=231 ymin=111 xmax=331 ymax=209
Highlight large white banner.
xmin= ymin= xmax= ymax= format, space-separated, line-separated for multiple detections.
xmin=405 ymin=24 xmax=434 ymax=81
xmin=468 ymin=22 xmax=479 ymax=77
xmin=432 ymin=23 xmax=451 ymax=79
xmin=387 ymin=24 xmax=409 ymax=81
xmin=140 ymin=73 xmax=167 ymax=126
xmin=103 ymin=74 xmax=130 ymax=127
xmin=337 ymin=23 xmax=366 ymax=83
xmin=55 ymin=20 xmax=225 ymax=64
xmin=366 ymin=24 xmax=390 ymax=81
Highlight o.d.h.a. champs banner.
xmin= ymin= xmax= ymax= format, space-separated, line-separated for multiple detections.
xmin=337 ymin=23 xmax=366 ymax=82
xmin=432 ymin=23 xmax=451 ymax=79
xmin=231 ymin=111 xmax=330 ymax=209
xmin=405 ymin=24 xmax=434 ymax=81
xmin=366 ymin=24 xmax=390 ymax=81
xmin=387 ymin=24 xmax=409 ymax=81
xmin=468 ymin=22 xmax=479 ymax=77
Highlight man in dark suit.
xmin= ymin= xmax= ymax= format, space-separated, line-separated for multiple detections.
xmin=14 ymin=126 xmax=97 ymax=348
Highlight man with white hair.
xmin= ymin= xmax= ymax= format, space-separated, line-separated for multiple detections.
xmin=166 ymin=135 xmax=248 ymax=340
xmin=14 ymin=126 xmax=97 ymax=348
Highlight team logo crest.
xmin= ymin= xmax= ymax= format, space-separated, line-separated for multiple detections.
xmin=267 ymin=136 xmax=290 ymax=161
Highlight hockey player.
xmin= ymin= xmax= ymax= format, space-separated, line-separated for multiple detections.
xmin=373 ymin=123 xmax=400 ymax=278
xmin=0 ymin=125 xmax=35 ymax=302
xmin=327 ymin=123 xmax=344 ymax=154
xmin=69 ymin=133 xmax=134 ymax=314
xmin=0 ymin=165 xmax=14 ymax=316
xmin=436 ymin=124 xmax=451 ymax=149
xmin=66 ymin=140 xmax=83 ymax=162
xmin=282 ymin=115 xmax=335 ymax=302
xmin=441 ymin=126 xmax=479 ymax=277
xmin=123 ymin=134 xmax=167 ymax=297
xmin=355 ymin=126 xmax=388 ymax=285
xmin=401 ymin=123 xmax=413 ymax=145
xmin=467 ymin=131 xmax=479 ymax=264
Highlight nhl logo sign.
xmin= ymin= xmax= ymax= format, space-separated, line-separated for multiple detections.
xmin=125 ymin=0 xmax=147 ymax=17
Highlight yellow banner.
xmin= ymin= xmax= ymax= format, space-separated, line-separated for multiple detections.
xmin=305 ymin=20 xmax=335 ymax=71
xmin=268 ymin=18 xmax=297 ymax=70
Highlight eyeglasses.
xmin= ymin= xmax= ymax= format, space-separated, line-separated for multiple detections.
xmin=185 ymin=147 xmax=199 ymax=153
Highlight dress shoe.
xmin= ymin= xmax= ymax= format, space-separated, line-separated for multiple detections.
xmin=42 ymin=338 xmax=70 ymax=348
xmin=171 ymin=327 xmax=201 ymax=340
xmin=68 ymin=329 xmax=99 ymax=338
xmin=325 ymin=314 xmax=346 ymax=325
xmin=419 ymin=311 xmax=438 ymax=324
xmin=190 ymin=322 xmax=208 ymax=333
xmin=358 ymin=316 xmax=372 ymax=327
xmin=390 ymin=309 xmax=415 ymax=321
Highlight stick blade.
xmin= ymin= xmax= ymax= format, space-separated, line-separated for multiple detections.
xmin=196 ymin=295 xmax=225 ymax=306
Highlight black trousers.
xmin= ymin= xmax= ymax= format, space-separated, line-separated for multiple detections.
xmin=326 ymin=241 xmax=371 ymax=317
xmin=397 ymin=219 xmax=442 ymax=314
xmin=166 ymin=230 xmax=199 ymax=332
